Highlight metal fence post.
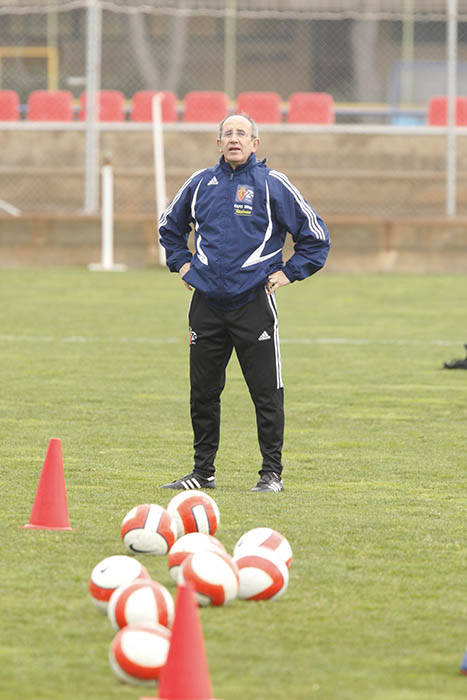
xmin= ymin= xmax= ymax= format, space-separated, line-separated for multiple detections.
xmin=83 ymin=0 xmax=102 ymax=214
xmin=446 ymin=0 xmax=458 ymax=218
xmin=224 ymin=0 xmax=237 ymax=100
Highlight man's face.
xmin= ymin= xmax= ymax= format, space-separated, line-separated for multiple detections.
xmin=217 ymin=116 xmax=259 ymax=168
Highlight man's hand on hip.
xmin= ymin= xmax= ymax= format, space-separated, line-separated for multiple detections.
xmin=267 ymin=269 xmax=290 ymax=294
xmin=179 ymin=262 xmax=193 ymax=291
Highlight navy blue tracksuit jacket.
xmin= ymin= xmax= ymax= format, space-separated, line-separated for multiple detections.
xmin=159 ymin=154 xmax=330 ymax=311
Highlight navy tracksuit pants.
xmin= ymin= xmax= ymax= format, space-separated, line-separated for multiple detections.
xmin=188 ymin=288 xmax=284 ymax=477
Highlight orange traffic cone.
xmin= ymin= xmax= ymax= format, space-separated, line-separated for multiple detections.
xmin=140 ymin=583 xmax=221 ymax=700
xmin=20 ymin=438 xmax=73 ymax=530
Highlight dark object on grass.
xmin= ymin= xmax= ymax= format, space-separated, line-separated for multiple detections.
xmin=444 ymin=343 xmax=467 ymax=369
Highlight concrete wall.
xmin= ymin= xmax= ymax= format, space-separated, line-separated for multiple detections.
xmin=2 ymin=212 xmax=467 ymax=273
xmin=1 ymin=130 xmax=467 ymax=216
xmin=1 ymin=129 xmax=467 ymax=271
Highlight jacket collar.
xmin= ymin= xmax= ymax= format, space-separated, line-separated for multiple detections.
xmin=219 ymin=153 xmax=258 ymax=174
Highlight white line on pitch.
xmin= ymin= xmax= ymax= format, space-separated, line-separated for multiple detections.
xmin=0 ymin=335 xmax=179 ymax=344
xmin=281 ymin=338 xmax=463 ymax=346
xmin=0 ymin=335 xmax=462 ymax=347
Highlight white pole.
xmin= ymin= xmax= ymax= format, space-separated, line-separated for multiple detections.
xmin=224 ymin=0 xmax=237 ymax=100
xmin=88 ymin=153 xmax=127 ymax=271
xmin=401 ymin=0 xmax=414 ymax=106
xmin=0 ymin=199 xmax=21 ymax=216
xmin=101 ymin=159 xmax=114 ymax=267
xmin=84 ymin=0 xmax=101 ymax=213
xmin=446 ymin=0 xmax=457 ymax=217
xmin=152 ymin=93 xmax=167 ymax=266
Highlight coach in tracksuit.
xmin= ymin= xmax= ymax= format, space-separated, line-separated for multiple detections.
xmin=159 ymin=113 xmax=330 ymax=492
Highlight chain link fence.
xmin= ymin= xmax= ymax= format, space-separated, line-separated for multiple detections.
xmin=0 ymin=0 xmax=466 ymax=216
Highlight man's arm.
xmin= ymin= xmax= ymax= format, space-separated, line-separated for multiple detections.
xmin=269 ymin=170 xmax=330 ymax=282
xmin=158 ymin=170 xmax=206 ymax=273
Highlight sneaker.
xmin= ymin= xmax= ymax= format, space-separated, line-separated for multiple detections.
xmin=444 ymin=344 xmax=467 ymax=369
xmin=250 ymin=472 xmax=284 ymax=493
xmin=161 ymin=472 xmax=216 ymax=490
xmin=444 ymin=358 xmax=467 ymax=369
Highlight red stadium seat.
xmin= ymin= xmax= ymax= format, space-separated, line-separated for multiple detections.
xmin=427 ymin=95 xmax=467 ymax=126
xmin=0 ymin=90 xmax=19 ymax=120
xmin=236 ymin=91 xmax=282 ymax=123
xmin=131 ymin=90 xmax=178 ymax=122
xmin=27 ymin=90 xmax=74 ymax=121
xmin=78 ymin=90 xmax=126 ymax=121
xmin=182 ymin=91 xmax=230 ymax=122
xmin=287 ymin=92 xmax=335 ymax=124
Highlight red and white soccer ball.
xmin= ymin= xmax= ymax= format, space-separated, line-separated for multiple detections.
xmin=233 ymin=547 xmax=289 ymax=601
xmin=121 ymin=503 xmax=178 ymax=555
xmin=166 ymin=491 xmax=220 ymax=538
xmin=108 ymin=578 xmax=175 ymax=631
xmin=109 ymin=621 xmax=171 ymax=686
xmin=89 ymin=554 xmax=150 ymax=614
xmin=233 ymin=527 xmax=293 ymax=569
xmin=168 ymin=532 xmax=226 ymax=583
xmin=179 ymin=550 xmax=239 ymax=607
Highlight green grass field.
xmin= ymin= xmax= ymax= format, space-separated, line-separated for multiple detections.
xmin=2 ymin=267 xmax=467 ymax=700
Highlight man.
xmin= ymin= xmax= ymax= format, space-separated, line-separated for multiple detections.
xmin=159 ymin=113 xmax=330 ymax=492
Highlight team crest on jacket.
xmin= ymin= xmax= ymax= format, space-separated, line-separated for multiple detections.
xmin=234 ymin=185 xmax=254 ymax=216
xmin=189 ymin=327 xmax=197 ymax=345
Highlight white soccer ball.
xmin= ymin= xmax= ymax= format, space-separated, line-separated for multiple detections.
xmin=233 ymin=547 xmax=289 ymax=601
xmin=166 ymin=490 xmax=220 ymax=538
xmin=168 ymin=532 xmax=226 ymax=583
xmin=121 ymin=503 xmax=178 ymax=555
xmin=109 ymin=621 xmax=171 ymax=686
xmin=89 ymin=555 xmax=150 ymax=614
xmin=233 ymin=527 xmax=293 ymax=569
xmin=108 ymin=578 xmax=175 ymax=631
xmin=179 ymin=550 xmax=239 ymax=607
